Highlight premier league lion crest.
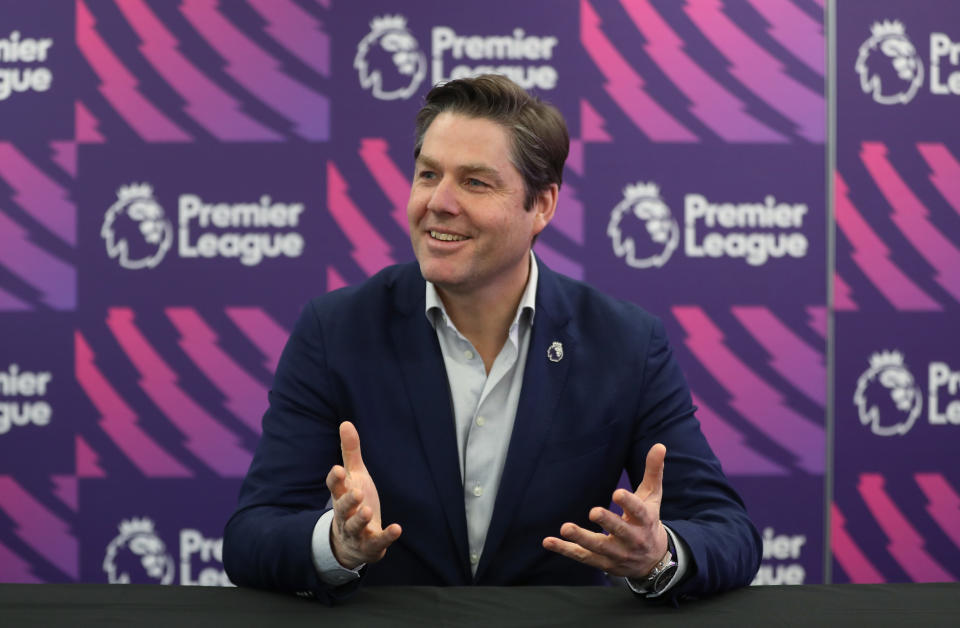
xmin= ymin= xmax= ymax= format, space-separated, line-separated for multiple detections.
xmin=855 ymin=20 xmax=924 ymax=105
xmin=355 ymin=15 xmax=427 ymax=101
xmin=103 ymin=517 xmax=176 ymax=585
xmin=607 ymin=182 xmax=679 ymax=269
xmin=854 ymin=350 xmax=923 ymax=436
xmin=101 ymin=183 xmax=173 ymax=270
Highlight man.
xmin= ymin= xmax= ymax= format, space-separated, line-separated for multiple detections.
xmin=223 ymin=75 xmax=761 ymax=603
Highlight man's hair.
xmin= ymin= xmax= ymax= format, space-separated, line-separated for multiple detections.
xmin=414 ymin=74 xmax=569 ymax=211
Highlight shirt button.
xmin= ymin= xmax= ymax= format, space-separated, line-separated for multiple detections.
xmin=470 ymin=551 xmax=479 ymax=565
xmin=473 ymin=485 xmax=483 ymax=497
xmin=464 ymin=349 xmax=474 ymax=360
xmin=476 ymin=416 xmax=486 ymax=427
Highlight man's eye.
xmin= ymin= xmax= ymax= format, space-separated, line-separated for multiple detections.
xmin=466 ymin=178 xmax=487 ymax=188
xmin=418 ymin=171 xmax=436 ymax=180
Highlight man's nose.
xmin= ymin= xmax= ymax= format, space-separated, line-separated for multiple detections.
xmin=426 ymin=177 xmax=459 ymax=215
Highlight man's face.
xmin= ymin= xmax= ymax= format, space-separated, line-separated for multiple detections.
xmin=408 ymin=112 xmax=553 ymax=298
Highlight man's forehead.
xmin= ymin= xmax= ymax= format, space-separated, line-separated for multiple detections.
xmin=418 ymin=113 xmax=515 ymax=171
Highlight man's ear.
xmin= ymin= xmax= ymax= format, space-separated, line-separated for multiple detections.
xmin=531 ymin=183 xmax=559 ymax=237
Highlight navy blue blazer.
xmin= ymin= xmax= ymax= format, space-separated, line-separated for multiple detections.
xmin=223 ymin=259 xmax=761 ymax=602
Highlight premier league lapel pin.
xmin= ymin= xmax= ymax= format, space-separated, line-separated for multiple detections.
xmin=547 ymin=341 xmax=564 ymax=363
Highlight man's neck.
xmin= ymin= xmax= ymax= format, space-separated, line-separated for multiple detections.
xmin=436 ymin=259 xmax=531 ymax=373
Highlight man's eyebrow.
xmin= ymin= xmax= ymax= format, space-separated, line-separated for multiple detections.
xmin=415 ymin=154 xmax=505 ymax=185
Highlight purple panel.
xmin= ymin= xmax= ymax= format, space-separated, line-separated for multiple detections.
xmin=78 ymin=478 xmax=239 ymax=585
xmin=0 ymin=0 xmax=74 ymax=142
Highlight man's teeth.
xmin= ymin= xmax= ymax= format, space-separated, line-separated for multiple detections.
xmin=430 ymin=231 xmax=467 ymax=242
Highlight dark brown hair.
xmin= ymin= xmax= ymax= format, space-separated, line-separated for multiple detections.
xmin=414 ymin=74 xmax=569 ymax=210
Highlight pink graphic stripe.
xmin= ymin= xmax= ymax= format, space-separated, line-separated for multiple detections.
xmin=691 ymin=393 xmax=787 ymax=475
xmin=831 ymin=503 xmax=884 ymax=583
xmin=115 ymin=0 xmax=280 ymax=141
xmin=51 ymin=476 xmax=78 ymax=512
xmin=327 ymin=161 xmax=396 ymax=277
xmin=75 ymin=436 xmax=107 ymax=478
xmin=580 ymin=99 xmax=611 ymax=142
xmin=358 ymin=138 xmax=410 ymax=232
xmin=567 ymin=139 xmax=584 ymax=176
xmin=553 ymin=184 xmax=585 ymax=245
xmin=918 ymin=143 xmax=960 ymax=219
xmin=685 ymin=0 xmax=824 ymax=142
xmin=50 ymin=141 xmax=77 ymax=178
xmin=835 ymin=173 xmax=939 ymax=310
xmin=0 ymin=143 xmax=75 ymax=246
xmin=581 ymin=0 xmax=696 ymax=142
xmin=533 ymin=241 xmax=583 ymax=281
xmin=745 ymin=0 xmax=824 ymax=76
xmin=621 ymin=0 xmax=783 ymax=142
xmin=859 ymin=473 xmax=954 ymax=582
xmin=915 ymin=473 xmax=960 ymax=552
xmin=0 ymin=541 xmax=40 ymax=583
xmin=0 ymin=212 xmax=75 ymax=310
xmin=75 ymin=331 xmax=191 ymax=477
xmin=225 ymin=307 xmax=289 ymax=374
xmin=0 ymin=287 xmax=29 ymax=310
xmin=806 ymin=306 xmax=826 ymax=339
xmin=833 ymin=271 xmax=857 ymax=311
xmin=327 ymin=266 xmax=348 ymax=292
xmin=0 ymin=477 xmax=77 ymax=578
xmin=75 ymin=101 xmax=105 ymax=143
xmin=862 ymin=142 xmax=960 ymax=303
xmin=166 ymin=307 xmax=267 ymax=433
xmin=731 ymin=306 xmax=825 ymax=406
xmin=672 ymin=306 xmax=824 ymax=473
xmin=247 ymin=0 xmax=330 ymax=77
xmin=76 ymin=0 xmax=191 ymax=141
xmin=181 ymin=0 xmax=329 ymax=141
xmin=105 ymin=309 xmax=252 ymax=477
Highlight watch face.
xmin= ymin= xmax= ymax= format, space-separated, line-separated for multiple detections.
xmin=653 ymin=563 xmax=679 ymax=593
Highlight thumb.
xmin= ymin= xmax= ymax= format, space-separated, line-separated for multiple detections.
xmin=339 ymin=421 xmax=365 ymax=473
xmin=638 ymin=443 xmax=666 ymax=497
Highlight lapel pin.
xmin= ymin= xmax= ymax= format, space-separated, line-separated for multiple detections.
xmin=547 ymin=341 xmax=564 ymax=363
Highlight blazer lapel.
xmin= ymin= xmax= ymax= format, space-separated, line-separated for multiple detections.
xmin=388 ymin=265 xmax=471 ymax=583
xmin=475 ymin=261 xmax=576 ymax=580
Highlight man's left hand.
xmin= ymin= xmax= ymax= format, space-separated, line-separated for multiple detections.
xmin=542 ymin=443 xmax=669 ymax=579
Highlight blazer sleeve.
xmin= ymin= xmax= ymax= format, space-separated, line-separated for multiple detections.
xmin=627 ymin=317 xmax=762 ymax=599
xmin=223 ymin=300 xmax=357 ymax=603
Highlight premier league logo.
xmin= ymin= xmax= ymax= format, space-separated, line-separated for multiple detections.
xmin=855 ymin=20 xmax=924 ymax=105
xmin=854 ymin=350 xmax=923 ymax=436
xmin=101 ymin=183 xmax=173 ymax=270
xmin=608 ymin=182 xmax=679 ymax=269
xmin=355 ymin=15 xmax=427 ymax=101
xmin=103 ymin=518 xmax=176 ymax=585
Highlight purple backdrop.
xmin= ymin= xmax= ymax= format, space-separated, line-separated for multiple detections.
xmin=0 ymin=0 xmax=954 ymax=588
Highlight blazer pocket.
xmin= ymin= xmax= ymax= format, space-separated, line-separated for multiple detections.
xmin=540 ymin=422 xmax=618 ymax=464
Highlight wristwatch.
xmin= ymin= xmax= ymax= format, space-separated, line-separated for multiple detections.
xmin=637 ymin=543 xmax=678 ymax=594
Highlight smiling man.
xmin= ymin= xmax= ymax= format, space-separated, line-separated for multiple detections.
xmin=223 ymin=75 xmax=761 ymax=603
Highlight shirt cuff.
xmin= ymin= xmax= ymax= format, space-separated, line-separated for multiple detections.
xmin=625 ymin=524 xmax=689 ymax=598
xmin=311 ymin=509 xmax=364 ymax=586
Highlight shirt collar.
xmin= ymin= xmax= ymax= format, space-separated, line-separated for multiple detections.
xmin=425 ymin=250 xmax=538 ymax=330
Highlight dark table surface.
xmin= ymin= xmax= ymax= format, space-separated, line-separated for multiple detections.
xmin=1 ymin=583 xmax=958 ymax=627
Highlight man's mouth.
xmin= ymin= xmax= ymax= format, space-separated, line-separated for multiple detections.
xmin=430 ymin=230 xmax=468 ymax=242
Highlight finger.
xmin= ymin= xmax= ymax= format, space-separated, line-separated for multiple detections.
xmin=559 ymin=522 xmax=613 ymax=557
xmin=589 ymin=506 xmax=634 ymax=539
xmin=637 ymin=443 xmax=666 ymax=497
xmin=339 ymin=421 xmax=366 ymax=473
xmin=325 ymin=465 xmax=348 ymax=500
xmin=342 ymin=504 xmax=373 ymax=538
xmin=542 ymin=536 xmax=611 ymax=572
xmin=333 ymin=487 xmax=363 ymax=523
xmin=613 ymin=489 xmax=658 ymax=526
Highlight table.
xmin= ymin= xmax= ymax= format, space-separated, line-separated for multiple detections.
xmin=1 ymin=583 xmax=958 ymax=627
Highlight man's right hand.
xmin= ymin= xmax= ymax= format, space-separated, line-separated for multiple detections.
xmin=326 ymin=421 xmax=402 ymax=570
